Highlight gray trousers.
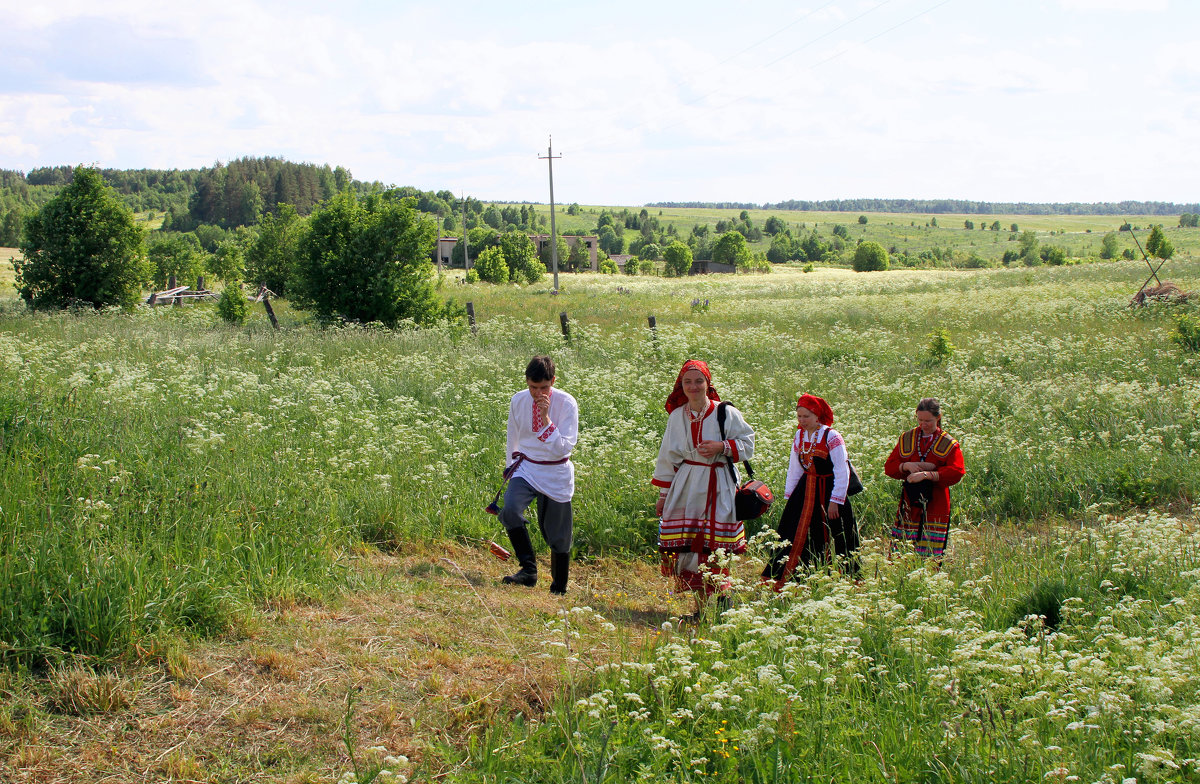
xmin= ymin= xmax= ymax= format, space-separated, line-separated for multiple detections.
xmin=499 ymin=477 xmax=573 ymax=555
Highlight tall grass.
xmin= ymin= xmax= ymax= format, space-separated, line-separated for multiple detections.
xmin=1 ymin=261 xmax=1198 ymax=664
xmin=461 ymin=511 xmax=1200 ymax=783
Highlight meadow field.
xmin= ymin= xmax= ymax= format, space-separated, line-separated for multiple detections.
xmin=535 ymin=205 xmax=1200 ymax=267
xmin=1 ymin=254 xmax=1199 ymax=782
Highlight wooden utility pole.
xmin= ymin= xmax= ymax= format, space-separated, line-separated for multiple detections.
xmin=539 ymin=137 xmax=562 ymax=293
xmin=461 ymin=193 xmax=470 ymax=273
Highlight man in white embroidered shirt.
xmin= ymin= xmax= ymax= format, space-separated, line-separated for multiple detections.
xmin=498 ymin=355 xmax=579 ymax=594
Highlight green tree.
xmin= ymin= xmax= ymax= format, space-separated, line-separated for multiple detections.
xmin=712 ymin=231 xmax=751 ymax=269
xmin=766 ymin=232 xmax=794 ymax=264
xmin=764 ymin=215 xmax=787 ymax=235
xmin=639 ymin=242 xmax=662 ymax=261
xmin=963 ymin=219 xmax=974 ymax=230
xmin=148 ymin=232 xmax=204 ymax=289
xmin=538 ymin=235 xmax=569 ymax=272
xmin=208 ymin=238 xmax=246 ymax=283
xmin=1041 ymin=245 xmax=1067 ymax=266
xmin=482 ymin=205 xmax=503 ymax=229
xmin=566 ymin=239 xmax=591 ymax=271
xmin=1146 ymin=225 xmax=1166 ymax=257
xmin=1019 ymin=230 xmax=1040 ymax=264
xmin=1 ymin=209 xmax=23 ymax=246
xmin=662 ymin=241 xmax=693 ymax=277
xmin=499 ymin=231 xmax=544 ymax=284
xmin=15 ymin=166 xmax=148 ymax=309
xmin=244 ymin=204 xmax=303 ymax=295
xmin=857 ymin=215 xmax=868 ymax=225
xmin=597 ymin=225 xmax=623 ymax=255
xmin=452 ymin=226 xmax=499 ymax=268
xmin=474 ymin=246 xmax=509 ymax=283
xmin=852 ymin=240 xmax=889 ymax=272
xmin=289 ymin=191 xmax=444 ymax=326
xmin=1100 ymin=232 xmax=1120 ymax=260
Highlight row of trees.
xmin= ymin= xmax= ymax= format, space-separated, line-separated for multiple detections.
xmin=651 ymin=198 xmax=1200 ymax=216
xmin=13 ymin=167 xmax=458 ymax=327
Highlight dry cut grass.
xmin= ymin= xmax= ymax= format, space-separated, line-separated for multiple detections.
xmin=0 ymin=247 xmax=18 ymax=296
xmin=0 ymin=543 xmax=685 ymax=783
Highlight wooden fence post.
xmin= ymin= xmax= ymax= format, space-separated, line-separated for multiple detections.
xmin=263 ymin=296 xmax=279 ymax=330
xmin=559 ymin=311 xmax=570 ymax=342
xmin=648 ymin=315 xmax=658 ymax=347
xmin=466 ymin=301 xmax=477 ymax=334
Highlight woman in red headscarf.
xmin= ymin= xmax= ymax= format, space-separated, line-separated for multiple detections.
xmin=762 ymin=394 xmax=859 ymax=587
xmin=653 ymin=360 xmax=755 ymax=605
xmin=884 ymin=397 xmax=965 ymax=561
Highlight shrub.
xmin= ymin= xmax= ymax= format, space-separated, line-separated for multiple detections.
xmin=289 ymin=191 xmax=447 ymax=327
xmin=598 ymin=257 xmax=618 ymax=274
xmin=623 ymin=257 xmax=640 ymax=276
xmin=925 ymin=328 xmax=954 ymax=366
xmin=1041 ymin=245 xmax=1067 ymax=266
xmin=464 ymin=268 xmax=480 ymax=284
xmin=1174 ymin=313 xmax=1200 ymax=352
xmin=474 ymin=246 xmax=510 ymax=283
xmin=216 ymin=284 xmax=248 ymax=325
xmin=852 ymin=240 xmax=889 ymax=272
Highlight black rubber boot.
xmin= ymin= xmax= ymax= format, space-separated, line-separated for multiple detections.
xmin=549 ymin=551 xmax=569 ymax=595
xmin=501 ymin=526 xmax=538 ymax=587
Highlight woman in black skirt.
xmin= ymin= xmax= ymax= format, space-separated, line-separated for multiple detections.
xmin=762 ymin=394 xmax=859 ymax=587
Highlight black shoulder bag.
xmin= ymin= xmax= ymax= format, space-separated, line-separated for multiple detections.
xmin=822 ymin=427 xmax=865 ymax=497
xmin=717 ymin=402 xmax=774 ymax=520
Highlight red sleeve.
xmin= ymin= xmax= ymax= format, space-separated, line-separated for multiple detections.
xmin=935 ymin=443 xmax=965 ymax=488
xmin=883 ymin=439 xmax=906 ymax=480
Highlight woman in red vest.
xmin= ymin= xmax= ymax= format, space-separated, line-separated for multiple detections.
xmin=884 ymin=397 xmax=965 ymax=560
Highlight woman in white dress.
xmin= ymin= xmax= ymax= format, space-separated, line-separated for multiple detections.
xmin=653 ymin=360 xmax=755 ymax=604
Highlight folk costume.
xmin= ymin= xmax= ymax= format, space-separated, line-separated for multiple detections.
xmin=499 ymin=386 xmax=579 ymax=594
xmin=653 ymin=361 xmax=754 ymax=595
xmin=884 ymin=427 xmax=965 ymax=558
xmin=762 ymin=395 xmax=859 ymax=587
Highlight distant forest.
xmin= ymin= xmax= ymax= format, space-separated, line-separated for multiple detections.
xmin=0 ymin=158 xmax=486 ymax=246
xmin=649 ymin=199 xmax=1200 ymax=216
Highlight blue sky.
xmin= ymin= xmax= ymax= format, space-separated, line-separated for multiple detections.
xmin=1 ymin=0 xmax=1195 ymax=206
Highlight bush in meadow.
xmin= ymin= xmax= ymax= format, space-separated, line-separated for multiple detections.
xmin=474 ymin=246 xmax=510 ymax=283
xmin=216 ymin=284 xmax=248 ymax=325
xmin=852 ymin=240 xmax=889 ymax=272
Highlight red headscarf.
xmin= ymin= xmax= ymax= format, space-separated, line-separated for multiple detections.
xmin=797 ymin=393 xmax=834 ymax=427
xmin=665 ymin=359 xmax=721 ymax=413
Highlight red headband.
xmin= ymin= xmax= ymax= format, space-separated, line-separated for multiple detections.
xmin=797 ymin=394 xmax=833 ymax=426
xmin=665 ymin=359 xmax=721 ymax=413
